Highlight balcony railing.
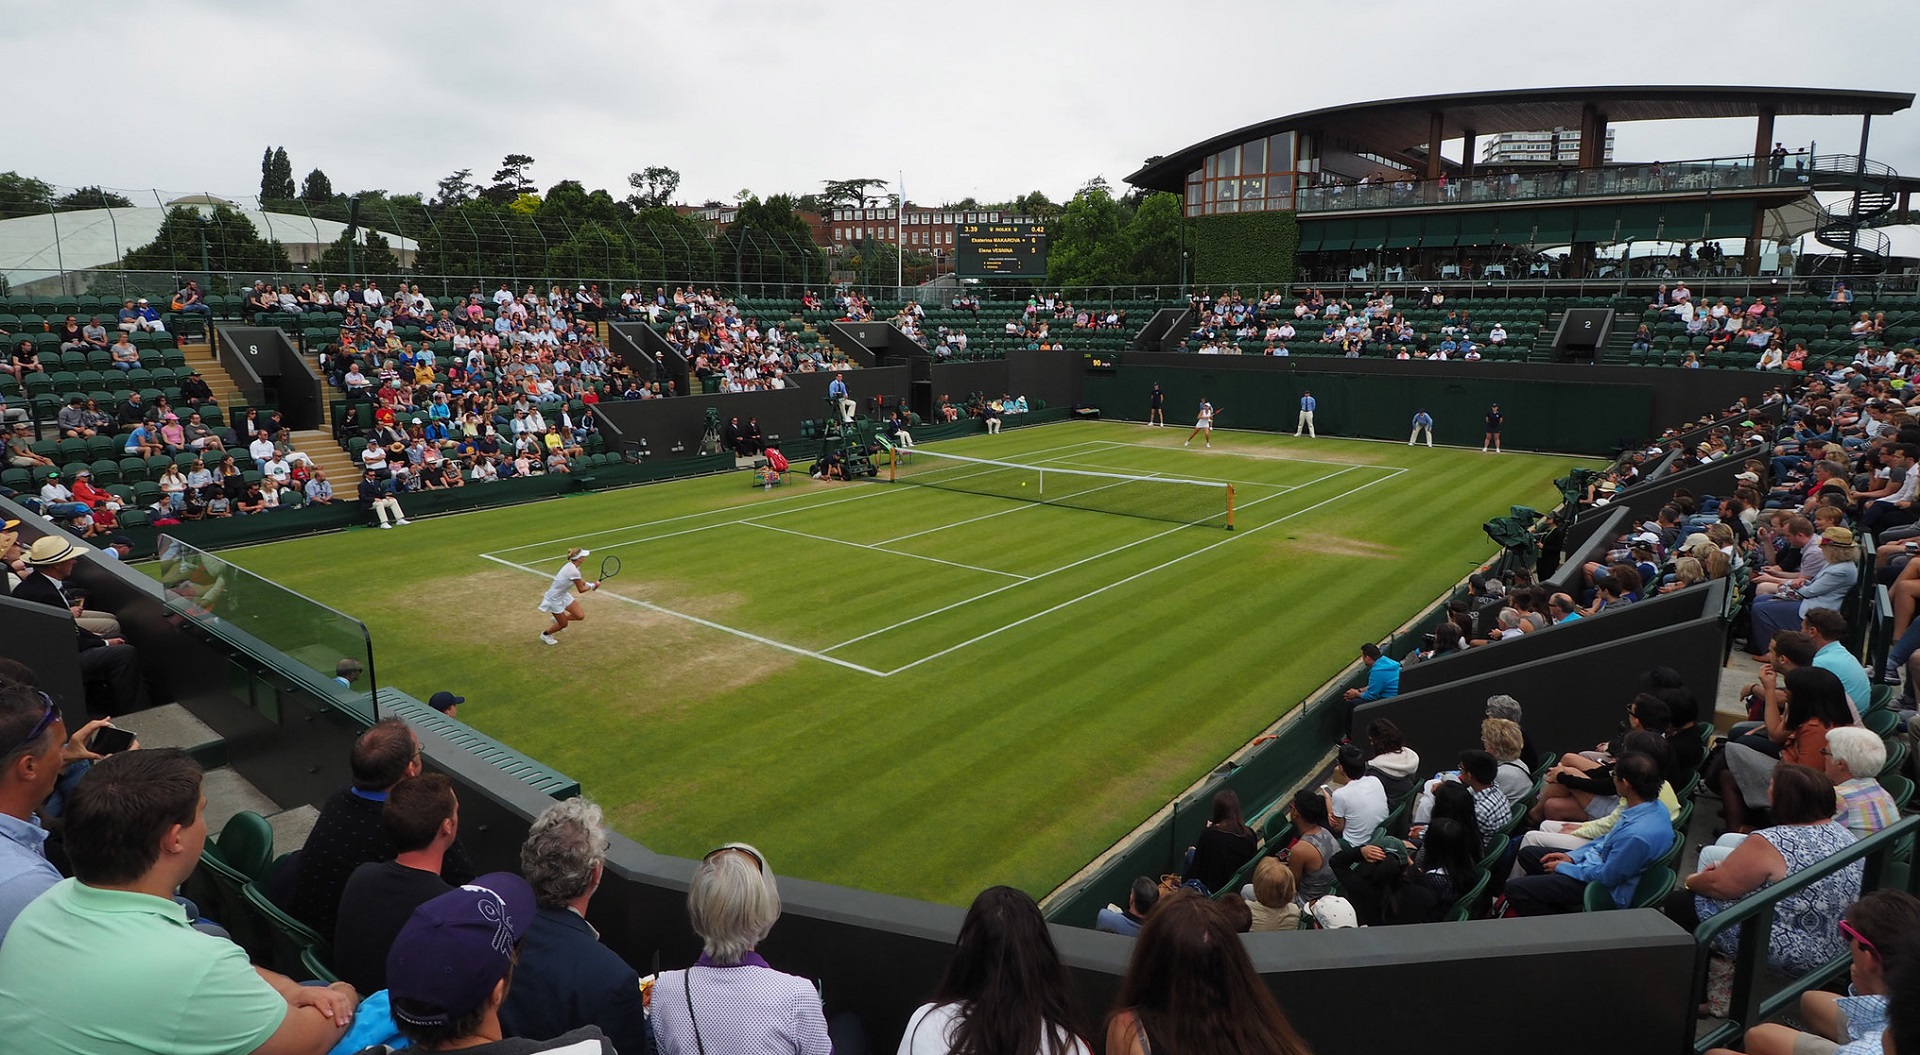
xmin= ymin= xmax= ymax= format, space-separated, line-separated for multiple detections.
xmin=1295 ymin=152 xmax=1812 ymax=215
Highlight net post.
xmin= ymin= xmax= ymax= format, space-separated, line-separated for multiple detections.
xmin=887 ymin=443 xmax=898 ymax=482
xmin=1226 ymin=484 xmax=1236 ymax=531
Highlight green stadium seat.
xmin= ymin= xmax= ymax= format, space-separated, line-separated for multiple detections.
xmin=241 ymin=881 xmax=325 ymax=978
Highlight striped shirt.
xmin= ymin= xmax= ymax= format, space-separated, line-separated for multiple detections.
xmin=1836 ymin=777 xmax=1901 ymax=838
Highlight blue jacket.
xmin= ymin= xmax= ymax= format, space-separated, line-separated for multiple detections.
xmin=1556 ymin=800 xmax=1673 ymax=907
xmin=499 ymin=905 xmax=648 ymax=1055
xmin=1360 ymin=656 xmax=1401 ymax=701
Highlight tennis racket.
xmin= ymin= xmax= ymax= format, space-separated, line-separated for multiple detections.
xmin=598 ymin=555 xmax=622 ymax=584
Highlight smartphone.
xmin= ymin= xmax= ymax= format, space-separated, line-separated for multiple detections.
xmin=88 ymin=725 xmax=136 ymax=754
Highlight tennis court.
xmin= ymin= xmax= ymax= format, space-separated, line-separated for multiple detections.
xmin=225 ymin=420 xmax=1577 ymax=903
xmin=479 ymin=437 xmax=1406 ymax=677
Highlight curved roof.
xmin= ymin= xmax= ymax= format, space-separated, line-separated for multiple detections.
xmin=1128 ymin=85 xmax=1915 ymax=191
xmin=0 ymin=205 xmax=416 ymax=281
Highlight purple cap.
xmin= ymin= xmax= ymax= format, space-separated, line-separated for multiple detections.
xmin=386 ymin=872 xmax=536 ymax=1024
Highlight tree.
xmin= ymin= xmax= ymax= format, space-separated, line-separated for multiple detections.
xmin=433 ymin=168 xmax=477 ymax=207
xmin=53 ymin=186 xmax=136 ymax=211
xmin=948 ymin=196 xmax=982 ymax=211
xmin=1046 ymin=181 xmax=1129 ymax=289
xmin=1014 ymin=190 xmax=1061 ymax=221
xmin=1122 ymin=192 xmax=1183 ymax=285
xmin=625 ymin=166 xmax=680 ymax=210
xmin=121 ymin=204 xmax=291 ymax=281
xmin=315 ymin=229 xmax=399 ymax=280
xmin=719 ymin=194 xmax=828 ymax=293
xmin=540 ymin=181 xmax=629 ymax=225
xmin=259 ymin=147 xmax=295 ymax=201
xmin=484 ymin=154 xmax=537 ymax=204
xmin=0 ymin=172 xmax=53 ymax=218
xmin=300 ymin=168 xmax=333 ymax=204
xmin=820 ymin=178 xmax=889 ymax=211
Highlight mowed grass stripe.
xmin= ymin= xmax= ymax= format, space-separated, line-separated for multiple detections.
xmin=223 ymin=421 xmax=1586 ymax=904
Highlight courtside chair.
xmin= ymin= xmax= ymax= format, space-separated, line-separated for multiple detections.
xmin=242 ymin=880 xmax=327 ymax=978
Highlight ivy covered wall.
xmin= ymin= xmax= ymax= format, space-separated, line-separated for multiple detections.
xmin=1190 ymin=210 xmax=1299 ymax=288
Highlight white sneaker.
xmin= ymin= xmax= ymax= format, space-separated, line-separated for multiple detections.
xmin=1183 ymin=440 xmax=1190 ymax=446
xmin=1205 ymin=442 xmax=1211 ymax=448
xmin=380 ymin=523 xmax=392 ymax=529
xmin=540 ymin=633 xmax=558 ymax=646
xmin=1481 ymin=447 xmax=1489 ymax=453
xmin=395 ymin=518 xmax=410 ymax=525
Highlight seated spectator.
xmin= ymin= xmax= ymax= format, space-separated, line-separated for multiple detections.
xmin=1332 ymin=816 xmax=1478 ymax=926
xmin=386 ymin=872 xmax=615 ymax=1053
xmin=1245 ymin=857 xmax=1301 ymax=932
xmin=10 ymin=537 xmax=147 ymax=713
xmin=288 ymin=717 xmax=472 ymax=940
xmin=1277 ymin=788 xmax=1340 ymax=902
xmin=1363 ymin=718 xmax=1421 ymax=803
xmin=1325 ymin=744 xmax=1388 ymax=848
xmin=1675 ymin=764 xmax=1864 ymax=978
xmin=0 ymin=749 xmax=361 ymax=1055
xmin=901 ymin=885 xmax=1091 ymax=1055
xmin=1748 ymin=528 xmax=1861 ymax=652
xmin=1342 ymin=642 xmax=1400 ymax=714
xmin=649 ymin=843 xmax=833 ymax=1055
xmin=109 ymin=332 xmax=142 ymax=370
xmin=498 ymin=798 xmax=648 ymax=1055
xmin=1826 ymin=726 xmax=1902 ymax=839
xmin=0 ymin=681 xmax=118 ymax=942
xmin=1719 ymin=666 xmax=1854 ymax=833
xmin=1533 ymin=694 xmax=1672 ymax=824
xmin=55 ymin=396 xmax=94 ymax=439
xmin=1105 ymin=891 xmax=1312 ymax=1055
xmin=1506 ymin=752 xmax=1672 ymax=915
xmin=1482 ymin=718 xmax=1534 ymax=804
xmin=331 ymin=772 xmax=459 ymax=996
xmin=1712 ymin=889 xmax=1920 ymax=1055
xmin=1095 ymin=875 xmax=1160 ymax=937
xmin=1181 ymin=789 xmax=1259 ymax=894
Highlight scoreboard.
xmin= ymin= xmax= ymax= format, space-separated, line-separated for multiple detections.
xmin=956 ymin=221 xmax=1049 ymax=276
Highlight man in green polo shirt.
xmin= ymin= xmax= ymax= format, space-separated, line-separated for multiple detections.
xmin=0 ymin=748 xmax=360 ymax=1055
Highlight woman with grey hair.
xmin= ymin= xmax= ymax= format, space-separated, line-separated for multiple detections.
xmin=1484 ymin=694 xmax=1539 ymax=769
xmin=650 ymin=843 xmax=831 ymax=1055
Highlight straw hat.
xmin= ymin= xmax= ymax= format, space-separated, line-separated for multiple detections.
xmin=23 ymin=536 xmax=88 ymax=566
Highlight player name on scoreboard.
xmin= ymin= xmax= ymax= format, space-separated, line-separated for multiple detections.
xmin=957 ymin=221 xmax=1049 ymax=277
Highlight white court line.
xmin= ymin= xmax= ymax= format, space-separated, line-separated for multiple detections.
xmin=477 ymin=553 xmax=892 ymax=678
xmin=487 ymin=437 xmax=1125 ymax=557
xmin=881 ymin=466 xmax=1408 ymax=676
xmin=1108 ymin=439 xmax=1403 ymax=470
xmin=743 ymin=521 xmax=1031 ymax=580
xmin=820 ymin=464 xmax=1376 ymax=654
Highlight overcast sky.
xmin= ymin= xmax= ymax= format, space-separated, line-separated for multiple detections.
xmin=9 ymin=0 xmax=1919 ymax=209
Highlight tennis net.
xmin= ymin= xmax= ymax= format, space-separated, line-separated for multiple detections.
xmin=884 ymin=445 xmax=1235 ymax=529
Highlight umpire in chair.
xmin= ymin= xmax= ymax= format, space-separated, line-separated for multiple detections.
xmin=9 ymin=537 xmax=148 ymax=715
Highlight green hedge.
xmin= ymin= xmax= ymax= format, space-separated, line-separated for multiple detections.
xmin=1191 ymin=210 xmax=1299 ymax=288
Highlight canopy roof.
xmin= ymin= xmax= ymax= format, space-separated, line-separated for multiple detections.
xmin=1129 ymin=85 xmax=1915 ymax=190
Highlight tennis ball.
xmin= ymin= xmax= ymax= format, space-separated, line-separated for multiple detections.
xmin=1020 ymin=482 xmax=1027 ymax=487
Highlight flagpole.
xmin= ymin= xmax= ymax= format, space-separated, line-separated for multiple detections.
xmin=896 ymin=169 xmax=905 ymax=295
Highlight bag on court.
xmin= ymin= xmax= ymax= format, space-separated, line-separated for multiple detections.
xmin=765 ymin=447 xmax=789 ymax=473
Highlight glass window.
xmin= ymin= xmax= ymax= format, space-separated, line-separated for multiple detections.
xmin=1220 ymin=145 xmax=1240 ymax=177
xmin=1276 ymin=132 xmax=1299 ymax=170
xmin=1188 ymin=168 xmax=1203 ymax=186
xmin=1218 ymin=179 xmax=1239 ymax=201
xmin=1242 ymin=177 xmax=1264 ymax=202
xmin=1204 ymin=181 xmax=1216 ymax=203
xmin=1269 ymin=174 xmax=1295 ymax=202
xmin=1218 ymin=199 xmax=1240 ymax=213
xmin=1244 ymin=139 xmax=1266 ymax=175
xmin=1187 ymin=202 xmax=1203 ymax=217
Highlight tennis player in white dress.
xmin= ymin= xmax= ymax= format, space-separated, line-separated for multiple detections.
xmin=537 ymin=547 xmax=599 ymax=645
xmin=1184 ymin=399 xmax=1215 ymax=448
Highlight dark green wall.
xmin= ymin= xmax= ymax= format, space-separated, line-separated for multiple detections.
xmin=1191 ymin=210 xmax=1300 ymax=287
xmin=1084 ymin=363 xmax=1650 ymax=455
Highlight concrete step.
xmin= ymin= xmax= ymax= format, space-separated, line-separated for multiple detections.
xmin=202 ymin=766 xmax=283 ymax=836
xmin=123 ymin=701 xmax=225 ymax=769
xmin=133 ymin=698 xmax=318 ymax=855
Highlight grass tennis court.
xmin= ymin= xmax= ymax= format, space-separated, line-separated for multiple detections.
xmin=223 ymin=421 xmax=1584 ymax=905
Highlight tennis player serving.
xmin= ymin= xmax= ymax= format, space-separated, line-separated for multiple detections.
xmin=537 ymin=547 xmax=600 ymax=646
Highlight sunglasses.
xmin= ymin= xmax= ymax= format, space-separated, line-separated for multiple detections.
xmin=7 ymin=692 xmax=59 ymax=757
xmin=1841 ymin=919 xmax=1880 ymax=960
xmin=703 ymin=844 xmax=766 ymax=873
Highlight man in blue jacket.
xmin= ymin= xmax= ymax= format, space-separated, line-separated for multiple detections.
xmin=1344 ymin=643 xmax=1400 ymax=718
xmin=1505 ymin=752 xmax=1673 ymax=914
